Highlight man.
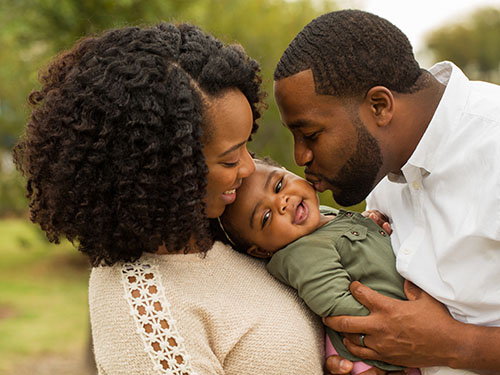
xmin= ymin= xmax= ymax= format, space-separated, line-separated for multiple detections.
xmin=273 ymin=9 xmax=500 ymax=375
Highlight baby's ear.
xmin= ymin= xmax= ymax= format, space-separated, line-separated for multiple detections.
xmin=247 ymin=245 xmax=270 ymax=259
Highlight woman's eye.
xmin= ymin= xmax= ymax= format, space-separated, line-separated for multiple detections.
xmin=275 ymin=178 xmax=283 ymax=193
xmin=262 ymin=211 xmax=271 ymax=228
xmin=223 ymin=160 xmax=239 ymax=168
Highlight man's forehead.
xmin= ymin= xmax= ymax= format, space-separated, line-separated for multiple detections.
xmin=274 ymin=69 xmax=315 ymax=96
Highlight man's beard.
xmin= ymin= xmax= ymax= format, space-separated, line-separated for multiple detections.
xmin=325 ymin=115 xmax=383 ymax=206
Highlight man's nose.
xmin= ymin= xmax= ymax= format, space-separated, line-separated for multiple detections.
xmin=294 ymin=139 xmax=313 ymax=167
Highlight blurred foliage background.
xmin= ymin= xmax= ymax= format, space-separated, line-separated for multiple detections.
xmin=1 ymin=1 xmax=500 ymax=374
xmin=2 ymin=1 xmax=500 ymax=214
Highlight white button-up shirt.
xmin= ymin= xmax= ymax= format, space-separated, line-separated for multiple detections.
xmin=367 ymin=61 xmax=500 ymax=327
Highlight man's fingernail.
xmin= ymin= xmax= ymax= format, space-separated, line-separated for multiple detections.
xmin=340 ymin=360 xmax=351 ymax=371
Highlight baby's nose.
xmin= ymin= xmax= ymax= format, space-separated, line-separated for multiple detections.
xmin=279 ymin=195 xmax=289 ymax=213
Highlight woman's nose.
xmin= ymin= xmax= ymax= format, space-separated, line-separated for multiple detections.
xmin=238 ymin=147 xmax=255 ymax=179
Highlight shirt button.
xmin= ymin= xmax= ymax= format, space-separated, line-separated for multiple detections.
xmin=352 ymin=231 xmax=359 ymax=236
xmin=412 ymin=181 xmax=421 ymax=190
xmin=346 ymin=212 xmax=353 ymax=217
xmin=379 ymin=230 xmax=386 ymax=236
xmin=402 ymin=248 xmax=411 ymax=255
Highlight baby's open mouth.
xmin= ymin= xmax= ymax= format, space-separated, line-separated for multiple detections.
xmin=294 ymin=201 xmax=308 ymax=224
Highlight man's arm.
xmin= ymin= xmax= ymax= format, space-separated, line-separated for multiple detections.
xmin=324 ymin=281 xmax=500 ymax=374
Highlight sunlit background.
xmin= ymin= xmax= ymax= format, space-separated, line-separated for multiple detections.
xmin=1 ymin=1 xmax=500 ymax=373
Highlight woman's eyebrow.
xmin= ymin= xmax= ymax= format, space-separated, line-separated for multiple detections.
xmin=249 ymin=169 xmax=278 ymax=229
xmin=218 ymin=140 xmax=246 ymax=157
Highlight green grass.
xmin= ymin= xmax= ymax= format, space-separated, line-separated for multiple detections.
xmin=0 ymin=218 xmax=91 ymax=372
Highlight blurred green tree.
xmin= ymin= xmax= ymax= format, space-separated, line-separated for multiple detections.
xmin=425 ymin=7 xmax=500 ymax=83
xmin=0 ymin=0 xmax=337 ymax=151
xmin=0 ymin=0 xmax=199 ymax=150
xmin=1 ymin=0 xmax=349 ymax=213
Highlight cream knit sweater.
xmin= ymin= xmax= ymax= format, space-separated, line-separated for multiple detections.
xmin=89 ymin=241 xmax=324 ymax=374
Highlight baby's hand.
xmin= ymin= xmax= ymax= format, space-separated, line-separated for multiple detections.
xmin=324 ymin=355 xmax=406 ymax=374
xmin=362 ymin=210 xmax=392 ymax=235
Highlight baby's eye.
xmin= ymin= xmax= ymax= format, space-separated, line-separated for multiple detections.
xmin=262 ymin=211 xmax=271 ymax=228
xmin=275 ymin=178 xmax=283 ymax=193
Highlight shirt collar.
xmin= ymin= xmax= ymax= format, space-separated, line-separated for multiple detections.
xmin=388 ymin=61 xmax=470 ymax=183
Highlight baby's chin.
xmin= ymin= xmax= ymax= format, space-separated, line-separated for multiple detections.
xmin=308 ymin=209 xmax=322 ymax=225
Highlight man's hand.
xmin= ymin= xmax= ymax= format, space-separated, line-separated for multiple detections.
xmin=323 ymin=280 xmax=459 ymax=369
xmin=362 ymin=210 xmax=392 ymax=235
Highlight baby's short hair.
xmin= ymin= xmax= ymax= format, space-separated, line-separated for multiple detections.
xmin=254 ymin=155 xmax=282 ymax=168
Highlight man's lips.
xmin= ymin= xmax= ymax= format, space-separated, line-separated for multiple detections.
xmin=305 ymin=173 xmax=327 ymax=193
xmin=305 ymin=170 xmax=320 ymax=183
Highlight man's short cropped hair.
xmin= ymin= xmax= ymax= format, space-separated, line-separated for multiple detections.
xmin=274 ymin=9 xmax=423 ymax=97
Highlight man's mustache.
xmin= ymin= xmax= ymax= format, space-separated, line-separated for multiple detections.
xmin=304 ymin=168 xmax=321 ymax=179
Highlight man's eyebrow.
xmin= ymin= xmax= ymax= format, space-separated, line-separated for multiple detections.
xmin=284 ymin=119 xmax=310 ymax=130
xmin=218 ymin=140 xmax=246 ymax=157
xmin=250 ymin=169 xmax=278 ymax=229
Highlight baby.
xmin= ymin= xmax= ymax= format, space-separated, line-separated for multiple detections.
xmin=220 ymin=157 xmax=420 ymax=374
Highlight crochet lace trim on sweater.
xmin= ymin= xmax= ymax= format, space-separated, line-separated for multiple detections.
xmin=121 ymin=261 xmax=196 ymax=375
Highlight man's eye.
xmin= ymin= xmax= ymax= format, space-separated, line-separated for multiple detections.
xmin=304 ymin=131 xmax=319 ymax=141
xmin=275 ymin=178 xmax=283 ymax=193
xmin=262 ymin=211 xmax=271 ymax=228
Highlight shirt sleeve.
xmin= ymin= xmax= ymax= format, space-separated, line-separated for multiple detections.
xmin=267 ymin=234 xmax=369 ymax=317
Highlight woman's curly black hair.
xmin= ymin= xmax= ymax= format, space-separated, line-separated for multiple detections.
xmin=13 ymin=22 xmax=265 ymax=266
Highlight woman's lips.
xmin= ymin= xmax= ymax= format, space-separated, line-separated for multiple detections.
xmin=221 ymin=179 xmax=242 ymax=205
xmin=294 ymin=201 xmax=308 ymax=224
xmin=221 ymin=188 xmax=237 ymax=205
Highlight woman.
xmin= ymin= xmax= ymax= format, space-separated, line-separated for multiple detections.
xmin=13 ymin=23 xmax=324 ymax=374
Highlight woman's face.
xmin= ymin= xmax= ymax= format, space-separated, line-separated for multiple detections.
xmin=202 ymin=89 xmax=256 ymax=218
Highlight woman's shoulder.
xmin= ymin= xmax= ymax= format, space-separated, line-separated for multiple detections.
xmin=89 ymin=241 xmax=266 ymax=285
xmin=142 ymin=241 xmax=268 ymax=271
xmin=89 ymin=241 xmax=325 ymax=374
xmin=89 ymin=262 xmax=123 ymax=288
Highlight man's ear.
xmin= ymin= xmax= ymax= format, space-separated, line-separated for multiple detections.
xmin=364 ymin=86 xmax=394 ymax=128
xmin=247 ymin=245 xmax=271 ymax=259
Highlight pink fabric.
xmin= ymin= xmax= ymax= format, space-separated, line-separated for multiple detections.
xmin=325 ymin=333 xmax=421 ymax=375
xmin=325 ymin=334 xmax=372 ymax=375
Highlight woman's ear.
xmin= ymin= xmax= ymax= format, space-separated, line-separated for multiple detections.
xmin=247 ymin=245 xmax=271 ymax=259
xmin=364 ymin=86 xmax=394 ymax=128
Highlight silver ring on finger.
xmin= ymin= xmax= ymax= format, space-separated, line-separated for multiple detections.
xmin=359 ymin=333 xmax=366 ymax=347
